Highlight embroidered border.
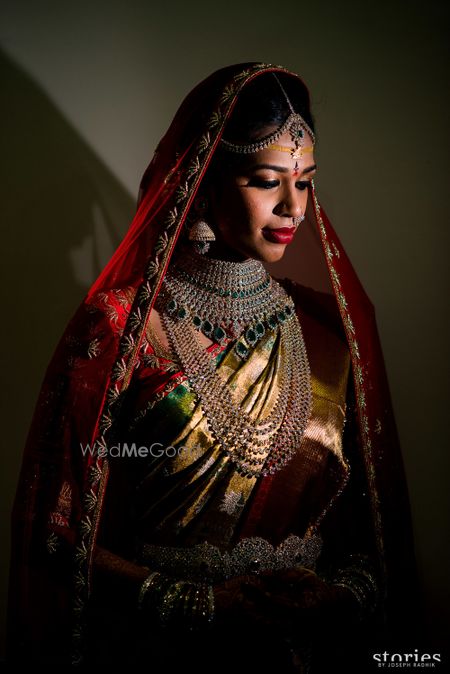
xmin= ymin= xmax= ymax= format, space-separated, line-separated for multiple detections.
xmin=311 ymin=184 xmax=387 ymax=598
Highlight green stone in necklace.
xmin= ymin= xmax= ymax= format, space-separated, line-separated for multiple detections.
xmin=157 ymin=244 xmax=296 ymax=351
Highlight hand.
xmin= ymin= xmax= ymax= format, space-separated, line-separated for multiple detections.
xmin=240 ymin=567 xmax=360 ymax=634
xmin=213 ymin=573 xmax=291 ymax=635
xmin=213 ymin=574 xmax=263 ymax=621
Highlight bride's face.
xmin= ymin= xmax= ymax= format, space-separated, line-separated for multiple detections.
xmin=206 ymin=130 xmax=316 ymax=263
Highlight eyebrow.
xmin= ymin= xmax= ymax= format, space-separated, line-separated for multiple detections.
xmin=250 ymin=163 xmax=317 ymax=175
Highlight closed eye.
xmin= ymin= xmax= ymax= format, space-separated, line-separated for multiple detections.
xmin=247 ymin=178 xmax=311 ymax=191
xmin=246 ymin=178 xmax=279 ymax=189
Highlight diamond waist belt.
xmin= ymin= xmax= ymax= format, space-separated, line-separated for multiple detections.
xmin=139 ymin=533 xmax=323 ymax=584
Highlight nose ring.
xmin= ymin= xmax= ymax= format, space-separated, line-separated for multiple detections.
xmin=293 ymin=214 xmax=305 ymax=229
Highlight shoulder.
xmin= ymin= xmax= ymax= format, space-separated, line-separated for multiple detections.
xmin=275 ymin=277 xmax=346 ymax=341
xmin=52 ymin=287 xmax=137 ymax=373
xmin=86 ymin=287 xmax=136 ymax=336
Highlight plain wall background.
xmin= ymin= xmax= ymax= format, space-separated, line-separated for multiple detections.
xmin=1 ymin=0 xmax=449 ymax=659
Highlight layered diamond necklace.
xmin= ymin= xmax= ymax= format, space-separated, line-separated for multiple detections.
xmin=156 ymin=245 xmax=312 ymax=477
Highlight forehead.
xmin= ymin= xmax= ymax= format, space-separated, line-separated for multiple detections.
xmin=243 ymin=130 xmax=315 ymax=170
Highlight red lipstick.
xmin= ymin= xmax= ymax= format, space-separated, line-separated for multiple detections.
xmin=262 ymin=226 xmax=295 ymax=245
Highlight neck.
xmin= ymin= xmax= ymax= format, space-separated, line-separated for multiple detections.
xmin=203 ymin=241 xmax=250 ymax=263
xmin=177 ymin=242 xmax=259 ymax=269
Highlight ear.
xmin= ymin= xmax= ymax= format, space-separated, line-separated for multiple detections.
xmin=202 ymin=176 xmax=225 ymax=210
xmin=193 ymin=194 xmax=209 ymax=215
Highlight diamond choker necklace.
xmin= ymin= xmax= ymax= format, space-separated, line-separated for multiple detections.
xmin=156 ymin=244 xmax=294 ymax=348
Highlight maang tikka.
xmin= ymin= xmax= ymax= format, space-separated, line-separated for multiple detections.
xmin=220 ymin=74 xmax=315 ymax=158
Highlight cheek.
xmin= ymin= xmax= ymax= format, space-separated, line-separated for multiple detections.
xmin=211 ymin=183 xmax=274 ymax=237
xmin=250 ymin=200 xmax=277 ymax=237
xmin=235 ymin=192 xmax=271 ymax=230
xmin=215 ymin=190 xmax=258 ymax=231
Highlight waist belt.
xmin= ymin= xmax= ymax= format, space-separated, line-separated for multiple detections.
xmin=140 ymin=533 xmax=323 ymax=583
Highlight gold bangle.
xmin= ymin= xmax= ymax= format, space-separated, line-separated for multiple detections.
xmin=137 ymin=571 xmax=161 ymax=610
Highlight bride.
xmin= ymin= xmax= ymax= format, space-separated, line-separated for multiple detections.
xmin=9 ymin=63 xmax=418 ymax=672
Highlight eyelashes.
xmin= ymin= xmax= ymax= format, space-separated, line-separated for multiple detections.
xmin=247 ymin=178 xmax=311 ymax=191
xmin=247 ymin=179 xmax=278 ymax=189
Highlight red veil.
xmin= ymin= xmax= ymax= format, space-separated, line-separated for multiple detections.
xmin=8 ymin=62 xmax=418 ymax=665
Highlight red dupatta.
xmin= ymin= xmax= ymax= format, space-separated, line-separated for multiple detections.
xmin=8 ymin=62 xmax=418 ymax=664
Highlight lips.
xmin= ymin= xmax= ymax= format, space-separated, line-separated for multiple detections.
xmin=262 ymin=226 xmax=295 ymax=245
xmin=263 ymin=226 xmax=295 ymax=234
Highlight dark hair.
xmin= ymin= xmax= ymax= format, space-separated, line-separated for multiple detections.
xmin=222 ymin=72 xmax=315 ymax=144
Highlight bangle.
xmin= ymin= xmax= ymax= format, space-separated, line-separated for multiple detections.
xmin=137 ymin=571 xmax=161 ymax=610
xmin=158 ymin=580 xmax=215 ymax=630
xmin=188 ymin=582 xmax=215 ymax=628
xmin=138 ymin=571 xmax=215 ymax=629
xmin=159 ymin=580 xmax=190 ymax=626
xmin=332 ymin=557 xmax=380 ymax=618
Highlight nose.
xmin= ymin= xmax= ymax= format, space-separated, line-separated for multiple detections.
xmin=274 ymin=183 xmax=305 ymax=219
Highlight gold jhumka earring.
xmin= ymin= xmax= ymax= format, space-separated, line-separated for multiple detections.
xmin=188 ymin=197 xmax=216 ymax=254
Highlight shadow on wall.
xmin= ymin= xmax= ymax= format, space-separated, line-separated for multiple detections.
xmin=0 ymin=48 xmax=135 ymax=657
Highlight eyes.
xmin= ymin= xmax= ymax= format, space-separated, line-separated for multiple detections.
xmin=247 ymin=177 xmax=311 ymax=191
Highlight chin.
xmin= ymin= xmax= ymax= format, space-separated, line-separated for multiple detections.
xmin=219 ymin=238 xmax=287 ymax=264
xmin=256 ymin=243 xmax=288 ymax=264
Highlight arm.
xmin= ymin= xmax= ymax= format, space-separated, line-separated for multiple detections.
xmin=92 ymin=545 xmax=150 ymax=609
